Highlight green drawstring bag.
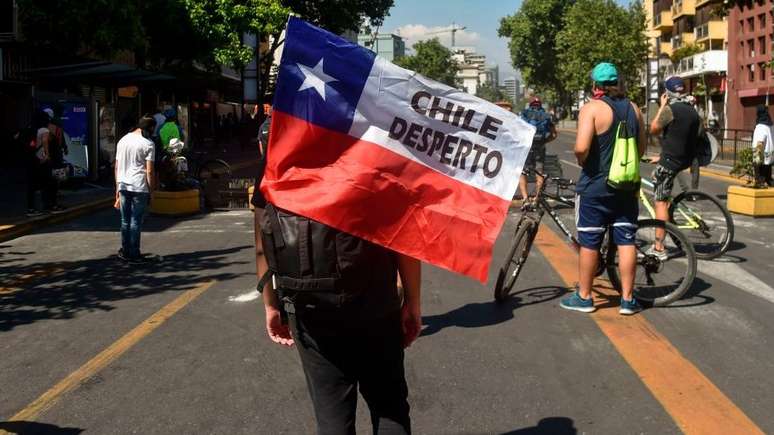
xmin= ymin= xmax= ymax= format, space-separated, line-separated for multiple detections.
xmin=605 ymin=102 xmax=640 ymax=191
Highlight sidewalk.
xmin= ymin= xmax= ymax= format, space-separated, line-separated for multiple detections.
xmin=0 ymin=139 xmax=261 ymax=243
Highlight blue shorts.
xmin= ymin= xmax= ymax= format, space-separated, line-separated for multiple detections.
xmin=575 ymin=193 xmax=638 ymax=249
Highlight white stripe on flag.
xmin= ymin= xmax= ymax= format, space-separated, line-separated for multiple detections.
xmin=349 ymin=57 xmax=535 ymax=201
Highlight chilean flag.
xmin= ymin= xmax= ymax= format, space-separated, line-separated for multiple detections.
xmin=261 ymin=17 xmax=535 ymax=283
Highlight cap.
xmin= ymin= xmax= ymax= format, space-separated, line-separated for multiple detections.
xmin=591 ymin=62 xmax=619 ymax=85
xmin=163 ymin=108 xmax=177 ymax=119
xmin=664 ymin=76 xmax=685 ymax=93
xmin=43 ymin=108 xmax=55 ymax=119
xmin=529 ymin=97 xmax=542 ymax=107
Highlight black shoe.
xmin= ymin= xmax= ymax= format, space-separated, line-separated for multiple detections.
xmin=128 ymin=255 xmax=149 ymax=265
xmin=26 ymin=209 xmax=45 ymax=217
xmin=48 ymin=205 xmax=67 ymax=214
xmin=117 ymin=249 xmax=130 ymax=262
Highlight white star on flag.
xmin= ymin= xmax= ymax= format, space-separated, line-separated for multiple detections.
xmin=297 ymin=58 xmax=338 ymax=101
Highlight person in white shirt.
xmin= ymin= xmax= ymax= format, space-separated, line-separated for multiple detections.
xmin=752 ymin=105 xmax=773 ymax=187
xmin=114 ymin=115 xmax=156 ymax=262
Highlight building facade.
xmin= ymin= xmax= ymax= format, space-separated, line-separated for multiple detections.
xmin=502 ymin=77 xmax=520 ymax=104
xmin=452 ymin=47 xmax=492 ymax=95
xmin=727 ymin=0 xmax=774 ymax=131
xmin=646 ymin=0 xmax=729 ymax=123
xmin=357 ymin=33 xmax=406 ymax=62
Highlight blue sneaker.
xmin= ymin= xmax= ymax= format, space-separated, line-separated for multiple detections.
xmin=560 ymin=291 xmax=596 ymax=313
xmin=619 ymin=297 xmax=643 ymax=315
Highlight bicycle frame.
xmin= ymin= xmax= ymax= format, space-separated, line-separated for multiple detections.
xmin=639 ymin=178 xmax=703 ymax=231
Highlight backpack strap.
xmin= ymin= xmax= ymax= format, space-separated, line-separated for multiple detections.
xmin=264 ymin=204 xmax=285 ymax=248
xmin=599 ymin=96 xmax=633 ymax=137
xmin=297 ymin=218 xmax=311 ymax=276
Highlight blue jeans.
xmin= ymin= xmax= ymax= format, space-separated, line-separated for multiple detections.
xmin=119 ymin=191 xmax=149 ymax=258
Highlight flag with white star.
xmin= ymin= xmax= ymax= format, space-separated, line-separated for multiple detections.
xmin=263 ymin=17 xmax=535 ymax=283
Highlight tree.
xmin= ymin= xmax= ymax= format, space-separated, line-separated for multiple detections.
xmin=476 ymin=82 xmax=506 ymax=103
xmin=498 ymin=0 xmax=576 ymax=103
xmin=394 ymin=38 xmax=459 ymax=87
xmin=17 ymin=0 xmax=143 ymax=58
xmin=184 ymin=0 xmax=394 ymax=102
xmin=555 ymin=0 xmax=649 ymax=102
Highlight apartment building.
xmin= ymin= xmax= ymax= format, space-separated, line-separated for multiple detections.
xmin=646 ymin=0 xmax=728 ymax=121
xmin=726 ymin=0 xmax=774 ymax=131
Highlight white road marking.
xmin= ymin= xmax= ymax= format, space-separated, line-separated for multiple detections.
xmin=228 ymin=289 xmax=260 ymax=302
xmin=697 ymin=260 xmax=774 ymax=305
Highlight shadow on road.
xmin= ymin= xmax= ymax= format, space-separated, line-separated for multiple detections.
xmin=0 ymin=246 xmax=251 ymax=331
xmin=0 ymin=421 xmax=83 ymax=434
xmin=500 ymin=417 xmax=577 ymax=434
xmin=421 ymin=286 xmax=565 ymax=337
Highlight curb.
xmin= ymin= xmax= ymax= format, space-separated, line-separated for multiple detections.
xmin=0 ymin=196 xmax=114 ymax=243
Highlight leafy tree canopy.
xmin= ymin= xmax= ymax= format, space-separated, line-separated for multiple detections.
xmin=498 ymin=0 xmax=575 ymax=101
xmin=476 ymin=81 xmax=506 ymax=103
xmin=394 ymin=38 xmax=459 ymax=87
xmin=555 ymin=0 xmax=649 ymax=102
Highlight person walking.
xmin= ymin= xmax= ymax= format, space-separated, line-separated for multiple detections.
xmin=518 ymin=97 xmax=557 ymax=201
xmin=252 ymin=122 xmax=421 ymax=434
xmin=560 ymin=63 xmax=646 ymax=315
xmin=752 ymin=105 xmax=773 ymax=187
xmin=25 ymin=111 xmax=52 ymax=216
xmin=114 ymin=115 xmax=156 ymax=263
xmin=648 ymin=76 xmax=701 ymax=258
xmin=42 ymin=108 xmax=67 ymax=213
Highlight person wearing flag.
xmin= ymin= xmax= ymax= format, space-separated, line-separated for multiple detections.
xmin=254 ymin=17 xmax=534 ymax=434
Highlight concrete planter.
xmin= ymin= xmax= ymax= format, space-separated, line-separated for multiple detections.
xmin=149 ymin=189 xmax=201 ymax=216
xmin=727 ymin=185 xmax=774 ymax=217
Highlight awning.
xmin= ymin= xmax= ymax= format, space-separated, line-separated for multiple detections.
xmin=24 ymin=61 xmax=175 ymax=85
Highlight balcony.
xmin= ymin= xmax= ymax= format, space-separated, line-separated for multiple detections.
xmin=672 ymin=32 xmax=697 ymax=49
xmin=672 ymin=0 xmax=696 ymax=19
xmin=668 ymin=50 xmax=727 ymax=78
xmin=653 ymin=11 xmax=674 ymax=32
xmin=696 ymin=0 xmax=719 ymax=7
xmin=659 ymin=41 xmax=674 ymax=57
xmin=695 ymin=20 xmax=727 ymax=43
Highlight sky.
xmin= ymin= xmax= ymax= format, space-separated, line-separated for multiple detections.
xmin=379 ymin=0 xmax=632 ymax=85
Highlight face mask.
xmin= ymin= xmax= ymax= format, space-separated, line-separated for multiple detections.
xmin=592 ymin=88 xmax=606 ymax=100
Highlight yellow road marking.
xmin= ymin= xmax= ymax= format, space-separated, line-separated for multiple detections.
xmin=700 ymin=167 xmax=746 ymax=185
xmin=0 ymin=268 xmax=63 ymax=295
xmin=533 ymin=226 xmax=763 ymax=434
xmin=3 ymin=280 xmax=215 ymax=425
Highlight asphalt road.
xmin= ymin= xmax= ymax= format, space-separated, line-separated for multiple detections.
xmin=1 ymin=133 xmax=774 ymax=434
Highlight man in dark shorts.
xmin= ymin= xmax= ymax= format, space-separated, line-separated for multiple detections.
xmin=560 ymin=63 xmax=646 ymax=315
xmin=649 ymin=76 xmax=700 ymax=258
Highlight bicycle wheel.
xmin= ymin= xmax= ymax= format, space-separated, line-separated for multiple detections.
xmin=606 ymin=219 xmax=697 ymax=306
xmin=198 ymin=159 xmax=232 ymax=208
xmin=494 ymin=217 xmax=538 ymax=303
xmin=670 ymin=190 xmax=734 ymax=260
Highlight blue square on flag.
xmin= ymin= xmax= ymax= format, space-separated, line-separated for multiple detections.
xmin=273 ymin=17 xmax=376 ymax=133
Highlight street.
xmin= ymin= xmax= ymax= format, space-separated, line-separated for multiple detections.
xmin=2 ymin=132 xmax=774 ymax=434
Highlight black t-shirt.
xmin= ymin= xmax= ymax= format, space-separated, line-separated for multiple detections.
xmin=658 ymin=102 xmax=700 ymax=171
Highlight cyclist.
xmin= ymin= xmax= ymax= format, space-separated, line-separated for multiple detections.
xmin=560 ymin=63 xmax=646 ymax=315
xmin=648 ymin=76 xmax=701 ymax=259
xmin=518 ymin=97 xmax=557 ymax=203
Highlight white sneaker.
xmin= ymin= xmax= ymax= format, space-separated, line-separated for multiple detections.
xmin=645 ymin=246 xmax=668 ymax=261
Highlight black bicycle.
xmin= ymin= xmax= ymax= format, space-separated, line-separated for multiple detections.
xmin=494 ymin=171 xmax=697 ymax=307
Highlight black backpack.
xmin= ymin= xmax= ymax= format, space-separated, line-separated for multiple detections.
xmin=259 ymin=204 xmax=397 ymax=310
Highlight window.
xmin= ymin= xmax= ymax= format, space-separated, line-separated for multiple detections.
xmin=749 ymin=39 xmax=756 ymax=57
xmin=761 ymin=63 xmax=767 ymax=82
xmin=761 ymin=37 xmax=767 ymax=55
xmin=759 ymin=14 xmax=766 ymax=29
xmin=749 ymin=64 xmax=755 ymax=83
xmin=739 ymin=20 xmax=745 ymax=36
xmin=747 ymin=17 xmax=755 ymax=32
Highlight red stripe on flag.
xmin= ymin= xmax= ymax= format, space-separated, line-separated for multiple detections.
xmin=260 ymin=110 xmax=511 ymax=283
